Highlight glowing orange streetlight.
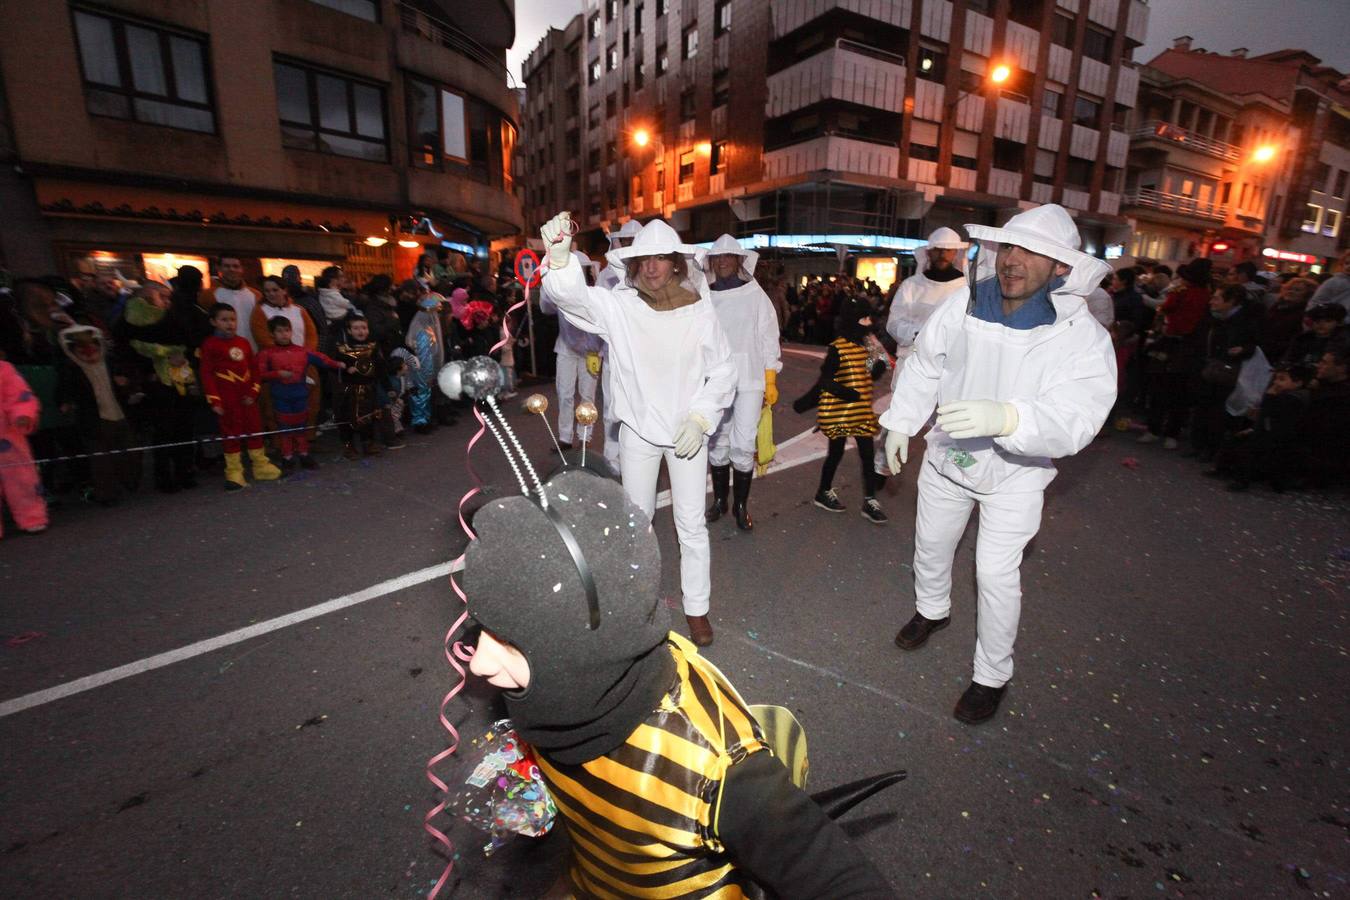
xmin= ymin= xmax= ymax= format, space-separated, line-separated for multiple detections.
xmin=1252 ymin=144 xmax=1277 ymax=163
xmin=696 ymin=141 xmax=712 ymax=156
xmin=632 ymin=128 xmax=650 ymax=147
xmin=990 ymin=63 xmax=1012 ymax=85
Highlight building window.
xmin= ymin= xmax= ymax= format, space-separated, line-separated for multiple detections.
xmin=656 ymin=166 xmax=665 ymax=191
xmin=1065 ymin=158 xmax=1093 ymax=189
xmin=711 ymin=140 xmax=728 ymax=175
xmin=607 ymin=92 xmax=618 ymax=118
xmin=1008 ymin=0 xmax=1042 ymax=29
xmin=1301 ymin=204 xmax=1322 ymax=233
xmin=1041 ymin=89 xmax=1064 ymax=118
xmin=607 ymin=43 xmax=618 ymax=71
xmin=656 ymin=44 xmax=669 ymax=75
xmin=72 ymin=9 xmax=215 ymax=133
xmin=606 ymin=0 xmax=618 ymax=22
xmin=679 ymin=150 xmax=695 ymax=183
xmin=1334 ymin=170 xmax=1348 ymax=199
xmin=588 ymin=102 xmax=600 ymax=129
xmin=1310 ymin=162 xmax=1331 ymax=193
xmin=306 ymin=0 xmax=378 ymax=21
xmin=910 ymin=143 xmax=939 ymax=162
xmin=712 ymin=68 xmax=730 ymax=107
xmin=958 ymin=70 xmax=984 ymax=94
xmin=993 ymin=139 xmax=1025 ymax=171
xmin=589 ymin=13 xmax=601 ymax=39
xmin=715 ymin=0 xmax=732 ymax=36
xmin=589 ymin=58 xmax=602 ymax=84
xmin=635 ymin=3 xmax=644 ymax=34
xmin=1323 ymin=208 xmax=1342 ymax=237
xmin=952 ymin=154 xmax=977 ymax=170
xmin=1082 ymin=26 xmax=1113 ymax=63
xmin=276 ymin=61 xmax=386 ymax=161
xmin=407 ymin=77 xmax=512 ymax=188
xmin=623 ymin=30 xmax=630 ymax=57
xmin=683 ymin=25 xmax=699 ymax=59
xmin=588 ymin=147 xmax=601 ymax=169
xmin=680 ymin=88 xmax=696 ymax=121
xmin=1051 ymin=14 xmax=1074 ymax=48
xmin=917 ymin=46 xmax=947 ymax=83
xmin=966 ymin=0 xmax=992 ymax=14
xmin=1072 ymin=95 xmax=1101 ymax=128
xmin=657 ymin=0 xmax=667 ymax=16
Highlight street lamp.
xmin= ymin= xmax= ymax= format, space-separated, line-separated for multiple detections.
xmin=1252 ymin=144 xmax=1277 ymax=163
xmin=632 ymin=128 xmax=650 ymax=148
xmin=989 ymin=64 xmax=1012 ymax=85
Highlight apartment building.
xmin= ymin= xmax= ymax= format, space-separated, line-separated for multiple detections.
xmin=523 ymin=0 xmax=1148 ymax=268
xmin=0 ymin=0 xmax=520 ymax=285
xmin=1132 ymin=41 xmax=1350 ymax=272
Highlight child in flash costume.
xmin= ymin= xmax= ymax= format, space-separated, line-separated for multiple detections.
xmin=405 ymin=295 xmax=444 ymax=430
xmin=463 ymin=468 xmax=895 ymax=899
xmin=200 ymin=305 xmax=282 ymax=491
xmin=704 ymin=234 xmax=782 ymax=532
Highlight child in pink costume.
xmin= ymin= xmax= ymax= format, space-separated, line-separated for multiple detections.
xmin=0 ymin=361 xmax=49 ymax=537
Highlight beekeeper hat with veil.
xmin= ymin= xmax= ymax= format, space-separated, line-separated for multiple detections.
xmin=918 ymin=226 xmax=970 ymax=272
xmin=964 ymin=204 xmax=1111 ymax=308
xmin=605 ymin=218 xmax=711 ymax=300
xmin=705 ymin=233 xmax=760 ymax=283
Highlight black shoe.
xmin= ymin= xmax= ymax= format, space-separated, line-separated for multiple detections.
xmin=731 ymin=467 xmax=753 ymax=531
xmin=954 ymin=682 xmax=1007 ymax=724
xmin=414 ymin=423 xmax=434 ymax=435
xmin=299 ymin=454 xmax=320 ymax=470
xmin=706 ymin=464 xmax=730 ymax=523
xmin=280 ymin=457 xmax=297 ymax=476
xmin=813 ymin=488 xmax=846 ymax=512
xmin=894 ymin=611 xmax=949 ymax=650
xmin=860 ymin=497 xmax=887 ymax=524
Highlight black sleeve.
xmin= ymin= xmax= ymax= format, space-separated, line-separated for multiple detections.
xmin=819 ymin=345 xmax=860 ymax=403
xmin=717 ymin=752 xmax=896 ymax=899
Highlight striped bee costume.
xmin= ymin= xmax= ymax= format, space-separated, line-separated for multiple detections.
xmin=536 ymin=633 xmax=766 ymax=898
xmin=817 ymin=336 xmax=880 ymax=439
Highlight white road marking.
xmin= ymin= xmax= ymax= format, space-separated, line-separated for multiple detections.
xmin=1 ymin=381 xmax=874 ymax=718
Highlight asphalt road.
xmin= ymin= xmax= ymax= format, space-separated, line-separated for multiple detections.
xmin=2 ymin=345 xmax=1346 ymax=899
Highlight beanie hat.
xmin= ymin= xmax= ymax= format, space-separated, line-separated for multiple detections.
xmin=464 ymin=469 xmax=674 ymax=764
xmin=836 ymin=295 xmax=875 ymax=344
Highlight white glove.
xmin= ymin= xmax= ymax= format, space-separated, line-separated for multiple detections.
xmin=672 ymin=413 xmax=710 ymax=459
xmin=935 ymin=400 xmax=1019 ymax=440
xmin=884 ymin=429 xmax=910 ymax=475
xmin=540 ymin=212 xmax=574 ymax=269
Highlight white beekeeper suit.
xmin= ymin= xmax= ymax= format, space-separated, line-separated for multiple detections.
xmin=877 ymin=228 xmax=970 ymax=475
xmin=540 ymin=213 xmax=735 ymax=642
xmin=540 ymin=251 xmax=604 ymax=444
xmin=596 ymin=218 xmax=643 ymax=470
xmin=704 ymin=234 xmax=782 ymax=531
xmin=882 ymin=204 xmax=1116 ymax=719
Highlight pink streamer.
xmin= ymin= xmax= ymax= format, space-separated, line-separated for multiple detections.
xmin=425 ymin=282 xmax=529 ymax=898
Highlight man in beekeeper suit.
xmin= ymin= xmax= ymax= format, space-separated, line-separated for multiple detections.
xmin=703 ymin=234 xmax=782 ymax=532
xmin=595 ymin=218 xmax=643 ymax=472
xmin=876 ymin=227 xmax=971 ymax=478
xmin=540 ymin=212 xmax=736 ymax=647
xmin=883 ymin=204 xmax=1116 ymax=724
xmin=540 ymin=251 xmax=605 ymax=449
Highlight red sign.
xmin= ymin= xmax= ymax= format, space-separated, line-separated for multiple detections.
xmin=514 ymin=249 xmax=542 ymax=288
xmin=1261 ymin=247 xmax=1319 ymax=264
xmin=1210 ymin=242 xmax=1230 ymax=253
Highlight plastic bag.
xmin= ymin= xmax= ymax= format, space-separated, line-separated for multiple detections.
xmin=755 ymin=406 xmax=776 ymax=476
xmin=1225 ymin=348 xmax=1271 ymax=417
xmin=449 ymin=720 xmax=557 ymax=855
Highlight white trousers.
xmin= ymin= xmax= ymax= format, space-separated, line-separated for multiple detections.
xmin=555 ymin=350 xmax=597 ymax=443
xmin=912 ymin=462 xmax=1044 ymax=688
xmin=619 ymin=424 xmax=711 ymax=616
xmin=708 ymin=389 xmax=763 ymax=472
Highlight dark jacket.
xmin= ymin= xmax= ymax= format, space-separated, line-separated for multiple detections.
xmin=1200 ymin=305 xmax=1260 ymax=363
xmin=1260 ymin=301 xmax=1307 ymax=363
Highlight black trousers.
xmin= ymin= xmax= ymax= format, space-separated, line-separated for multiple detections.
xmin=819 ymin=435 xmax=876 ymax=496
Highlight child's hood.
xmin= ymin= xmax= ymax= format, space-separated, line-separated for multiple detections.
xmin=124 ymin=294 xmax=166 ymax=327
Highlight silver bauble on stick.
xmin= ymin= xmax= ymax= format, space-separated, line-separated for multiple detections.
xmin=437 ymin=360 xmax=464 ymax=400
xmin=459 ymin=356 xmax=504 ymax=400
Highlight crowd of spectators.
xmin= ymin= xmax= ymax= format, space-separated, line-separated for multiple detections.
xmin=0 ymin=247 xmax=521 ymax=530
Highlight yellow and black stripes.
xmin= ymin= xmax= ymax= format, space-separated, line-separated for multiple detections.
xmin=818 ymin=338 xmax=879 ymax=438
xmin=536 ymin=634 xmax=766 ymax=899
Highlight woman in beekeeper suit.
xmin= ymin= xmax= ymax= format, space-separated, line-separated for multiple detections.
xmin=539 ymin=212 xmax=736 ymax=647
xmin=882 ymin=204 xmax=1116 ymax=725
xmin=876 ymin=227 xmax=970 ymax=478
xmin=703 ymin=234 xmax=782 ymax=532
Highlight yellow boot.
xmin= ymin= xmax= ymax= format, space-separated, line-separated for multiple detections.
xmin=248 ymin=447 xmax=282 ymax=481
xmin=223 ymin=451 xmax=248 ymax=491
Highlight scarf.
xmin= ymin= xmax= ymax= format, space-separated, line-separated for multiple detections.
xmin=636 ymin=280 xmax=699 ymax=311
xmin=711 ymin=274 xmax=748 ymax=291
xmin=925 ymin=266 xmax=963 ymax=283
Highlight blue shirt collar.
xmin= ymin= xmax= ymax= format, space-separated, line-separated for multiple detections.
xmin=971 ymin=276 xmax=1060 ymax=330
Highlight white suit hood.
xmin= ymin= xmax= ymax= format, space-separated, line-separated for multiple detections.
xmin=606 ymin=218 xmax=643 ymax=249
xmin=706 ymin=233 xmax=760 ymax=281
xmin=604 ymin=219 xmax=709 ymax=296
xmin=921 ymin=226 xmax=970 ymax=251
xmin=965 ymin=204 xmax=1111 ymax=302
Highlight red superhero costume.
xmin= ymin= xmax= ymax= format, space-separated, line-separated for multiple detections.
xmin=255 ymin=343 xmax=341 ymax=458
xmin=200 ymin=333 xmax=263 ymax=452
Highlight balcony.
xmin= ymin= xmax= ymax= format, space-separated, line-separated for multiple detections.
xmin=710 ymin=172 xmax=726 ymax=194
xmin=1132 ymin=120 xmax=1242 ymax=163
xmin=770 ymin=0 xmax=915 ymax=40
xmin=907 ymin=158 xmax=937 ymax=185
xmin=995 ymin=96 xmax=1031 ymax=143
xmin=766 ymin=41 xmax=907 ymax=118
xmin=763 ymin=134 xmax=899 ymax=181
xmin=632 ymin=195 xmax=645 ymax=213
xmin=1106 ymin=127 xmax=1129 ymax=167
xmin=1063 ymin=188 xmax=1091 ymax=211
xmin=989 ymin=167 xmax=1023 ymax=199
xmin=677 ymin=182 xmax=695 ymax=202
xmin=1099 ymin=190 xmax=1122 ymax=216
xmin=949 ymin=168 xmax=977 ymax=191
xmin=398 ymin=2 xmax=514 ymax=86
xmin=1124 ymin=188 xmax=1228 ymax=221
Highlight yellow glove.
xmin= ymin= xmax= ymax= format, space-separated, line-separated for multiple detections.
xmin=763 ymin=369 xmax=778 ymax=406
xmin=586 ymin=351 xmax=602 ymax=377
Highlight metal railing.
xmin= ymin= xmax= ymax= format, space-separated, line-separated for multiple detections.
xmin=1132 ymin=119 xmax=1241 ymax=162
xmin=1124 ymin=187 xmax=1227 ymax=220
xmin=834 ymin=38 xmax=906 ymax=67
xmin=397 ymin=2 xmax=515 ymax=88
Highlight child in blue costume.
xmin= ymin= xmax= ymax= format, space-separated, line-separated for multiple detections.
xmin=405 ymin=294 xmax=444 ymax=434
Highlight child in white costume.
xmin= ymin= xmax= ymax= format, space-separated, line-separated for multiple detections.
xmin=704 ymin=234 xmax=782 ymax=531
xmin=883 ymin=205 xmax=1117 ymax=724
xmin=539 ymin=251 xmax=604 ymax=447
xmin=595 ymin=218 xmax=643 ymax=472
xmin=540 ymin=212 xmax=736 ymax=647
